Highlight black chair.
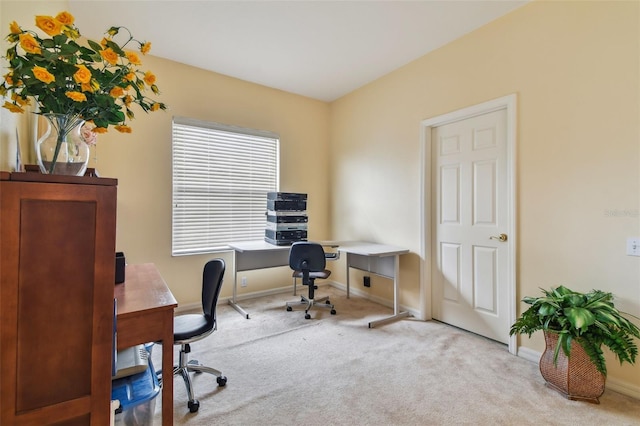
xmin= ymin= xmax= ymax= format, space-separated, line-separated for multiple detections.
xmin=164 ymin=259 xmax=227 ymax=413
xmin=286 ymin=242 xmax=337 ymax=319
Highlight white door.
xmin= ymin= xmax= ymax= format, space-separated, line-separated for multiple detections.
xmin=431 ymin=108 xmax=511 ymax=344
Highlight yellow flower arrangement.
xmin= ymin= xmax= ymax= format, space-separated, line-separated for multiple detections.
xmin=0 ymin=11 xmax=166 ymax=133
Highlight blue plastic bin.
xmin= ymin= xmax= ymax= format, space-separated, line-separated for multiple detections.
xmin=111 ymin=359 xmax=160 ymax=426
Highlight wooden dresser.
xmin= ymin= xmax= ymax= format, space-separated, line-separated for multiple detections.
xmin=0 ymin=171 xmax=117 ymax=425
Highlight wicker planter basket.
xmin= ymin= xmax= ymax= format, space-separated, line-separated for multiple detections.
xmin=540 ymin=331 xmax=605 ymax=403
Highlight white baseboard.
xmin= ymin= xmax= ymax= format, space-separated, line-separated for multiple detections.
xmin=607 ymin=377 xmax=640 ymax=399
xmin=514 ymin=345 xmax=640 ymax=399
xmin=515 ymin=346 xmax=540 ymax=364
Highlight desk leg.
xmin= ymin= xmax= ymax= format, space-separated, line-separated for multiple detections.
xmin=345 ymin=253 xmax=351 ymax=299
xmin=161 ymin=311 xmax=174 ymax=425
xmin=229 ymin=299 xmax=249 ymax=319
xmin=368 ymin=254 xmax=410 ymax=328
xmin=228 ymin=250 xmax=250 ymax=319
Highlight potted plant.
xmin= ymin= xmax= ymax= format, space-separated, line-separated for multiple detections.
xmin=0 ymin=11 xmax=167 ymax=175
xmin=510 ymin=285 xmax=640 ymax=403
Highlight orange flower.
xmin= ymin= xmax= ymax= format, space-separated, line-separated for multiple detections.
xmin=11 ymin=93 xmax=30 ymax=107
xmin=140 ymin=41 xmax=151 ymax=55
xmin=19 ymin=33 xmax=41 ymax=54
xmin=143 ymin=71 xmax=156 ymax=86
xmin=55 ymin=11 xmax=74 ymax=26
xmin=73 ymin=64 xmax=92 ymax=84
xmin=35 ymin=15 xmax=63 ymax=37
xmin=65 ymin=91 xmax=87 ymax=102
xmin=93 ymin=127 xmax=109 ymax=134
xmin=125 ymin=51 xmax=142 ymax=65
xmin=109 ymin=86 xmax=124 ymax=98
xmin=9 ymin=21 xmax=21 ymax=34
xmin=1 ymin=13 xmax=165 ymax=132
xmin=100 ymin=47 xmax=119 ymax=65
xmin=32 ymin=66 xmax=55 ymax=84
xmin=2 ymin=101 xmax=24 ymax=113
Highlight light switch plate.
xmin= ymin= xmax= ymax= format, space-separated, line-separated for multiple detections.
xmin=626 ymin=238 xmax=640 ymax=256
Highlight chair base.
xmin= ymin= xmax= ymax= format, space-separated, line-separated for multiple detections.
xmin=160 ymin=343 xmax=227 ymax=413
xmin=286 ymin=294 xmax=336 ymax=319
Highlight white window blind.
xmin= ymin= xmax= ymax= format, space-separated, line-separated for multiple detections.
xmin=172 ymin=117 xmax=279 ymax=255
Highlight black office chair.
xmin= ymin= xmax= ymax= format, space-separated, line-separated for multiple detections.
xmin=164 ymin=259 xmax=227 ymax=413
xmin=286 ymin=242 xmax=337 ymax=319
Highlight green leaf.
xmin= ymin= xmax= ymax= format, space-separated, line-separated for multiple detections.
xmin=40 ymin=39 xmax=56 ymax=49
xmin=595 ymin=310 xmax=622 ymax=328
xmin=59 ymin=42 xmax=79 ymax=56
xmin=565 ymin=293 xmax=585 ymax=307
xmin=538 ymin=303 xmax=557 ymax=316
xmin=87 ymin=39 xmax=103 ymax=52
xmin=553 ymin=286 xmax=573 ymax=297
xmin=564 ymin=307 xmax=595 ymax=331
xmin=41 ymin=49 xmax=57 ymax=61
xmin=52 ymin=34 xmax=68 ymax=45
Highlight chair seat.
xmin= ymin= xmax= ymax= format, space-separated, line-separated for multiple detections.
xmin=292 ymin=269 xmax=331 ymax=280
xmin=174 ymin=314 xmax=214 ymax=342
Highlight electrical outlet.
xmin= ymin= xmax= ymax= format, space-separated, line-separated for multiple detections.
xmin=363 ymin=276 xmax=371 ymax=287
xmin=626 ymin=238 xmax=640 ymax=256
xmin=241 ymin=277 xmax=248 ymax=287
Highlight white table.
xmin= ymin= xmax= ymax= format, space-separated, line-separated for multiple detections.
xmin=227 ymin=241 xmax=290 ymax=318
xmin=338 ymin=242 xmax=410 ymax=328
xmin=227 ymin=240 xmax=410 ymax=327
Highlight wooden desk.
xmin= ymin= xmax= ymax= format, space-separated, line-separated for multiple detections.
xmin=114 ymin=263 xmax=177 ymax=426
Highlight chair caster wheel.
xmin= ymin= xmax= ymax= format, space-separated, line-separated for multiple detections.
xmin=217 ymin=376 xmax=227 ymax=386
xmin=305 ymin=313 xmax=311 ymax=319
xmin=188 ymin=400 xmax=200 ymax=413
xmin=330 ymin=309 xmax=336 ymax=315
xmin=286 ymin=306 xmax=292 ymax=311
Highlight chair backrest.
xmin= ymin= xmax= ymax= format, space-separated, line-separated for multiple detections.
xmin=202 ymin=258 xmax=225 ymax=321
xmin=289 ymin=242 xmax=326 ymax=273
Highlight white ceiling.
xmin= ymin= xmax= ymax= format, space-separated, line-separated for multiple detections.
xmin=68 ymin=1 xmax=529 ymax=102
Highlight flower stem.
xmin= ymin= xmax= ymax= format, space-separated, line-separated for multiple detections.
xmin=44 ymin=114 xmax=84 ymax=173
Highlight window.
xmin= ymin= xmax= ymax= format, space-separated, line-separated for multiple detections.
xmin=172 ymin=117 xmax=279 ymax=255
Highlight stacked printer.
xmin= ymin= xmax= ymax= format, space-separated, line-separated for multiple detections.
xmin=265 ymin=192 xmax=308 ymax=245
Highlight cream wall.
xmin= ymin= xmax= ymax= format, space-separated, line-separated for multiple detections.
xmin=98 ymin=55 xmax=331 ymax=305
xmin=0 ymin=0 xmax=331 ymax=305
xmin=2 ymin=0 xmax=640 ymax=396
xmin=329 ymin=0 xmax=640 ymax=392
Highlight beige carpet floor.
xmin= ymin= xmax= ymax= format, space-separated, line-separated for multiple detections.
xmin=150 ymin=286 xmax=640 ymax=425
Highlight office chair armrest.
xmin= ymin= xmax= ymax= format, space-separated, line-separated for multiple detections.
xmin=318 ymin=241 xmax=340 ymax=261
xmin=324 ymin=251 xmax=340 ymax=261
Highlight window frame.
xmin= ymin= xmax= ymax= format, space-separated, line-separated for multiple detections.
xmin=171 ymin=116 xmax=280 ymax=256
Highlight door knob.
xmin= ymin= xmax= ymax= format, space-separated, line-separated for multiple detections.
xmin=490 ymin=233 xmax=508 ymax=242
